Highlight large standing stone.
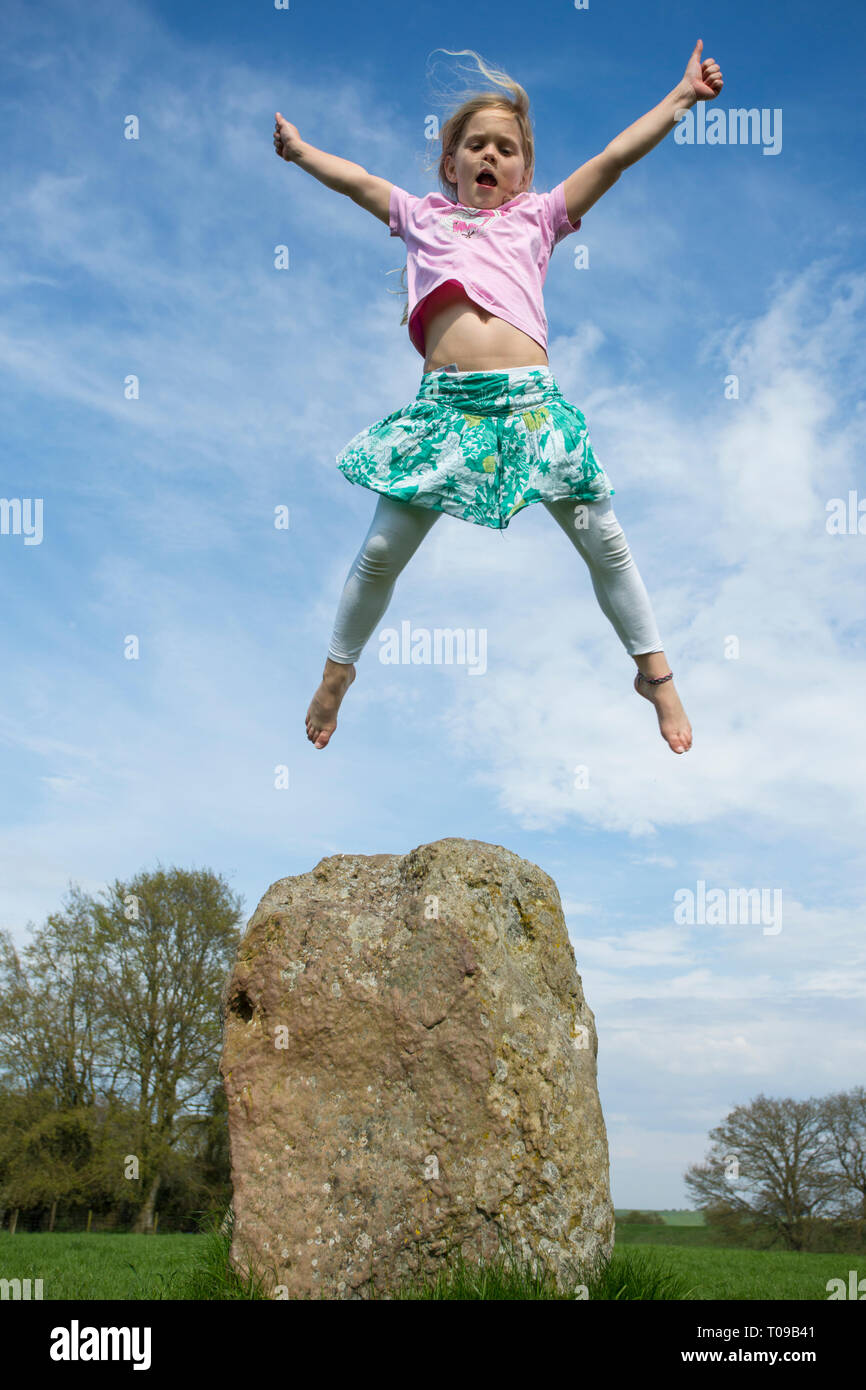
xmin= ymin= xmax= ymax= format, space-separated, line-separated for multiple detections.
xmin=220 ymin=837 xmax=614 ymax=1298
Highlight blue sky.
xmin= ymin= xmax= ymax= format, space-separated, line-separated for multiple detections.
xmin=1 ymin=0 xmax=865 ymax=1209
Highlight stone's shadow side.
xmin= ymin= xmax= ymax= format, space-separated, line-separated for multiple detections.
xmin=220 ymin=837 xmax=614 ymax=1299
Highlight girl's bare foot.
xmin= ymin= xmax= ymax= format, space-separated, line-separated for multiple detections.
xmin=633 ymin=668 xmax=692 ymax=754
xmin=306 ymin=659 xmax=356 ymax=749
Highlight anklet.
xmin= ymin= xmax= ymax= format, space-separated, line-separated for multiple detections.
xmin=636 ymin=669 xmax=673 ymax=686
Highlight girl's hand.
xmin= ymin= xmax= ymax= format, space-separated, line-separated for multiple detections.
xmin=274 ymin=111 xmax=304 ymax=162
xmin=681 ymin=38 xmax=724 ymax=102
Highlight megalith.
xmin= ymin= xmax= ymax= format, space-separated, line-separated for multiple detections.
xmin=220 ymin=837 xmax=614 ymax=1298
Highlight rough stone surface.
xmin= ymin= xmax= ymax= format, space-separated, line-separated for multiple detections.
xmin=220 ymin=837 xmax=614 ymax=1299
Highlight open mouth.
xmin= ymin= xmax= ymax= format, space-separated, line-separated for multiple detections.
xmin=476 ymin=170 xmax=497 ymax=186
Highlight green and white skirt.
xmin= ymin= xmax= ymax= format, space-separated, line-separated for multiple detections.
xmin=335 ymin=365 xmax=614 ymax=533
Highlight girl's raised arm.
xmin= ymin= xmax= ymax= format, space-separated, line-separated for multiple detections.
xmin=274 ymin=112 xmax=393 ymax=226
xmin=559 ymin=40 xmax=724 ymax=225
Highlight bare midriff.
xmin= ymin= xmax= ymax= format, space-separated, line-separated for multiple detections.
xmin=419 ymin=279 xmax=549 ymax=374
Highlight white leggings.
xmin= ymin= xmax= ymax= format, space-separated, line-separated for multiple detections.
xmin=327 ymin=491 xmax=664 ymax=664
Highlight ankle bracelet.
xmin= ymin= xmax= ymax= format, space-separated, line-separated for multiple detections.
xmin=637 ymin=669 xmax=673 ymax=686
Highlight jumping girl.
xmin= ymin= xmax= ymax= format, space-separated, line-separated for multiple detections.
xmin=275 ymin=41 xmax=723 ymax=754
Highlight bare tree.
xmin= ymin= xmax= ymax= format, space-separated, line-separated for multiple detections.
xmin=819 ymin=1087 xmax=866 ymax=1218
xmin=684 ymin=1093 xmax=847 ymax=1251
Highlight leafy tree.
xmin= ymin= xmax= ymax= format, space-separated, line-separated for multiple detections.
xmin=0 ymin=886 xmax=114 ymax=1107
xmin=0 ymin=864 xmax=243 ymax=1230
xmin=0 ymin=1087 xmax=139 ymax=1225
xmin=89 ymin=864 xmax=243 ymax=1230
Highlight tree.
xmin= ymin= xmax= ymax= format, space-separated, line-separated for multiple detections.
xmin=819 ymin=1087 xmax=866 ymax=1218
xmin=188 ymin=1082 xmax=232 ymax=1212
xmin=0 ymin=864 xmax=243 ymax=1231
xmin=89 ymin=864 xmax=243 ymax=1231
xmin=0 ymin=886 xmax=115 ymax=1107
xmin=0 ymin=1085 xmax=139 ymax=1225
xmin=683 ymin=1093 xmax=847 ymax=1251
xmin=150 ymin=1083 xmax=233 ymax=1229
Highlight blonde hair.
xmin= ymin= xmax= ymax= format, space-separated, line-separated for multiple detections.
xmin=387 ymin=49 xmax=535 ymax=331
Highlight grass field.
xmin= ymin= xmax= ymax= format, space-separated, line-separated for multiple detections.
xmin=617 ymin=1222 xmax=717 ymax=1247
xmin=615 ymin=1225 xmax=860 ymax=1300
xmin=0 ymin=1232 xmax=205 ymax=1301
xmin=1 ymin=1225 xmax=862 ymax=1300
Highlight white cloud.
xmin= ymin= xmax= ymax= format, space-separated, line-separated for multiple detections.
xmin=430 ymin=264 xmax=866 ymax=837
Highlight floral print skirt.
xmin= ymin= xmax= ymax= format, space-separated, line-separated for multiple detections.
xmin=335 ymin=365 xmax=614 ymax=532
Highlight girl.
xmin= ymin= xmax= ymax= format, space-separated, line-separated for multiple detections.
xmin=276 ymin=41 xmax=723 ymax=754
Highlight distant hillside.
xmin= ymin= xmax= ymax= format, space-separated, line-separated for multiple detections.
xmin=614 ymin=1208 xmax=706 ymax=1226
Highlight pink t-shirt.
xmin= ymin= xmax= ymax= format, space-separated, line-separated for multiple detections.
xmin=388 ymin=181 xmax=581 ymax=359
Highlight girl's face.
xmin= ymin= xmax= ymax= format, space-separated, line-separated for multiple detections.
xmin=445 ymin=108 xmax=529 ymax=208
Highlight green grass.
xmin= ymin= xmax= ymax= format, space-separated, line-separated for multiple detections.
xmin=0 ymin=1214 xmax=267 ymax=1301
xmin=0 ymin=1222 xmax=861 ymax=1300
xmin=0 ymin=1231 xmax=206 ymax=1300
xmin=372 ymin=1235 xmax=695 ymax=1300
xmin=617 ymin=1240 xmax=860 ymax=1301
xmin=0 ymin=1225 xmax=692 ymax=1301
xmin=616 ymin=1222 xmax=718 ymax=1247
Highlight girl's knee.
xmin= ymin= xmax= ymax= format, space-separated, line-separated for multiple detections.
xmin=356 ymin=529 xmax=410 ymax=579
xmin=585 ymin=504 xmax=633 ymax=569
xmin=357 ymin=532 xmax=394 ymax=574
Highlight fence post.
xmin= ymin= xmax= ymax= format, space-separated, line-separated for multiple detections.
xmin=86 ymin=1209 xmax=92 ymax=1233
xmin=153 ymin=1211 xmax=159 ymax=1235
xmin=48 ymin=1198 xmax=57 ymax=1233
xmin=10 ymin=1209 xmax=19 ymax=1236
